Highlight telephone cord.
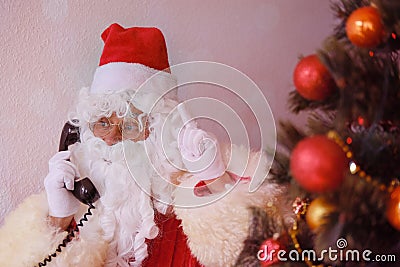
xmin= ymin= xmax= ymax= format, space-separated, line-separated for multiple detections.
xmin=34 ymin=204 xmax=95 ymax=267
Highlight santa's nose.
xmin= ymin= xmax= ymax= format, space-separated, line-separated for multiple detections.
xmin=103 ymin=125 xmax=122 ymax=146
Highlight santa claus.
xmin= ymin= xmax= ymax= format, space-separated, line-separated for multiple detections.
xmin=0 ymin=23 xmax=287 ymax=267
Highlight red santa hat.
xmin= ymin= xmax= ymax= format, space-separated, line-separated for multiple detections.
xmin=89 ymin=23 xmax=177 ymax=110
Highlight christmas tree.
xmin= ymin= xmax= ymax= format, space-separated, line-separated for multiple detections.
xmin=236 ymin=0 xmax=400 ymax=266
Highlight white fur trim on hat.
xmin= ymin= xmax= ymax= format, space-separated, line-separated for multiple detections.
xmin=90 ymin=62 xmax=177 ymax=96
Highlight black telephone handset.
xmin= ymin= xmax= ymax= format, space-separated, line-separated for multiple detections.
xmin=36 ymin=122 xmax=100 ymax=267
xmin=59 ymin=122 xmax=100 ymax=205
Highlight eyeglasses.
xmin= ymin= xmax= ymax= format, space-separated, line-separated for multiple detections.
xmin=89 ymin=114 xmax=147 ymax=139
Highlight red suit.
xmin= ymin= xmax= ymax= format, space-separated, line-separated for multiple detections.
xmin=143 ymin=212 xmax=203 ymax=267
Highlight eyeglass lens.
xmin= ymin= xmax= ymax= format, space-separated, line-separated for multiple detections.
xmin=91 ymin=116 xmax=143 ymax=139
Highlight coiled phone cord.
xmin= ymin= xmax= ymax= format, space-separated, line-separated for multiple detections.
xmin=34 ymin=204 xmax=95 ymax=267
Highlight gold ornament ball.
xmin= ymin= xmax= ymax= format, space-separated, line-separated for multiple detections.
xmin=306 ymin=198 xmax=337 ymax=232
xmin=386 ymin=187 xmax=400 ymax=231
xmin=346 ymin=6 xmax=385 ymax=48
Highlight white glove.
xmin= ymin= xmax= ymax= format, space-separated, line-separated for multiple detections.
xmin=178 ymin=125 xmax=226 ymax=181
xmin=44 ymin=151 xmax=80 ymax=217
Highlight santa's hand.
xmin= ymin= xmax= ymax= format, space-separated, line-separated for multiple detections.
xmin=44 ymin=151 xmax=81 ymax=218
xmin=178 ymin=125 xmax=225 ymax=181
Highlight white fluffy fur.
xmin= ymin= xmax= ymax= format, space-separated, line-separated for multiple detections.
xmin=0 ymin=193 xmax=107 ymax=267
xmin=173 ymin=145 xmax=290 ymax=267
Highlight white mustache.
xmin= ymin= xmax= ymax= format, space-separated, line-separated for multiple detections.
xmin=70 ymin=136 xmax=147 ymax=197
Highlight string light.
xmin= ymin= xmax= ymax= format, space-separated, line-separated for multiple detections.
xmin=290 ymin=199 xmax=329 ymax=267
xmin=349 ymin=161 xmax=358 ymax=174
xmin=346 ymin=137 xmax=352 ymax=145
xmin=327 ymin=130 xmax=398 ymax=193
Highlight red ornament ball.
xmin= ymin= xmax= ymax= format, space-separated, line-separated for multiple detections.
xmin=346 ymin=6 xmax=385 ymax=48
xmin=386 ymin=186 xmax=400 ymax=231
xmin=293 ymin=54 xmax=336 ymax=101
xmin=258 ymin=238 xmax=285 ymax=267
xmin=290 ymin=135 xmax=348 ymax=193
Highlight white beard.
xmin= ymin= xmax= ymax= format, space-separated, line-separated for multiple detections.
xmin=70 ymin=135 xmax=163 ymax=267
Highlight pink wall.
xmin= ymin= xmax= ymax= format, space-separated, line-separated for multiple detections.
xmin=0 ymin=0 xmax=334 ymax=224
